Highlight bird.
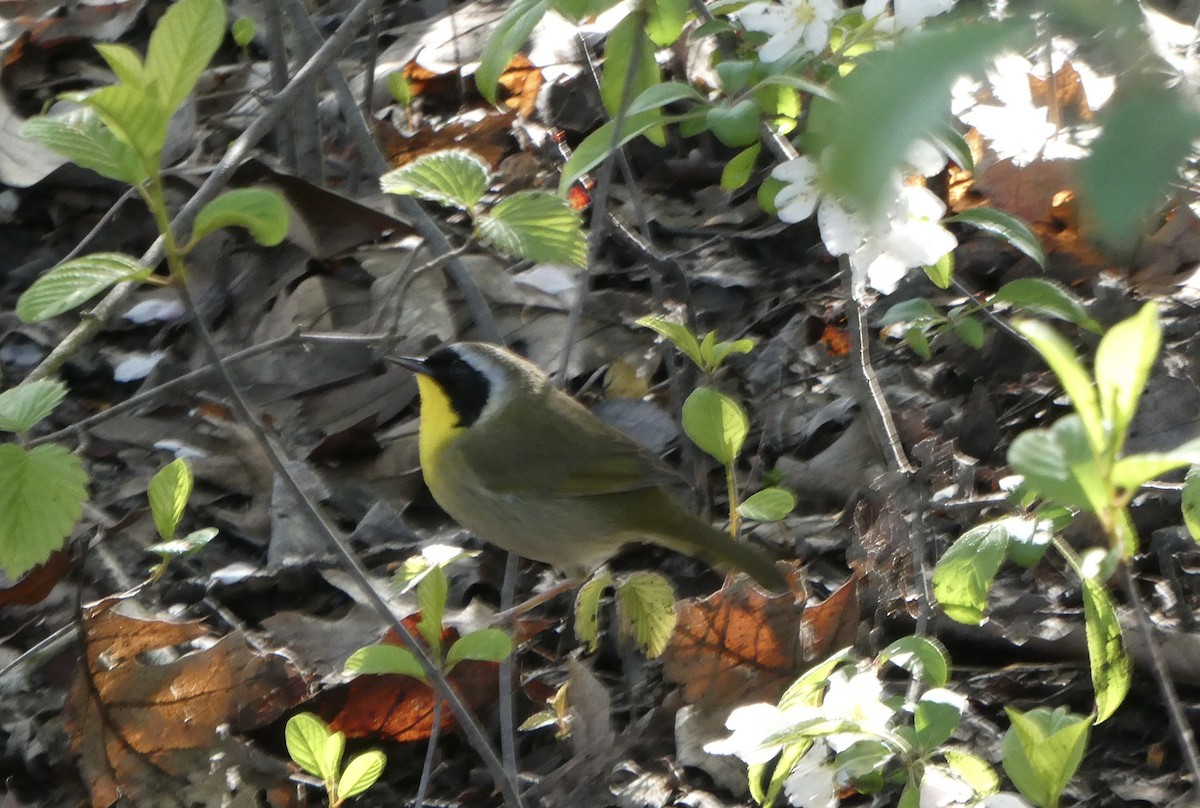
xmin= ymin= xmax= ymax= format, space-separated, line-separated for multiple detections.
xmin=392 ymin=341 xmax=788 ymax=593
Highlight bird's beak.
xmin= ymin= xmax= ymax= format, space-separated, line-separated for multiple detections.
xmin=389 ymin=355 xmax=428 ymax=375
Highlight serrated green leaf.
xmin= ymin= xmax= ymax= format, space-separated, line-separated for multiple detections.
xmin=191 ymin=188 xmax=289 ymax=246
xmin=575 ymin=569 xmax=613 ymax=652
xmin=721 ymin=143 xmax=760 ymax=191
xmin=145 ymin=0 xmax=227 ymax=112
xmin=1079 ymin=574 xmax=1130 ymax=722
xmin=600 ymin=15 xmax=664 ymax=146
xmin=344 ymin=644 xmax=426 ymax=680
xmin=338 ymin=750 xmax=386 ymax=800
xmin=0 ymin=380 xmax=67 ymax=433
xmin=638 ymin=315 xmax=704 ymax=368
xmin=477 ymin=0 xmax=549 ymax=104
xmin=85 ymin=82 xmax=169 ymax=164
xmin=232 ymin=17 xmax=257 ymax=48
xmin=932 ymin=521 xmax=1009 ymax=625
xmin=992 ymin=277 xmax=1099 ymax=332
xmin=0 ymin=444 xmax=88 ymax=579
xmin=381 ymin=149 xmax=492 ymax=212
xmin=94 ymin=43 xmax=148 ymax=88
xmin=285 ymin=713 xmax=332 ymax=779
xmin=446 ymin=628 xmax=513 ymax=670
xmin=1095 ymin=302 xmax=1159 ymax=451
xmin=1014 ymin=320 xmax=1103 ymax=454
xmin=946 ymin=207 xmax=1045 ymax=268
xmin=1184 ymin=466 xmax=1200 ymax=543
xmin=682 ymin=387 xmax=748 ymax=466
xmin=923 ymin=250 xmax=954 ymax=288
xmin=1080 ymin=83 xmax=1200 ymax=251
xmin=813 ymin=19 xmax=1031 ymax=214
xmin=477 ymin=190 xmax=586 ymax=266
xmin=879 ymin=635 xmax=950 ymax=687
xmin=17 ymin=252 xmax=151 ymax=323
xmin=21 ymin=107 xmax=144 ymax=185
xmin=738 ymin=487 xmax=795 ymax=522
xmin=615 ymin=571 xmax=677 ymax=658
xmin=148 ymin=458 xmax=193 ymax=541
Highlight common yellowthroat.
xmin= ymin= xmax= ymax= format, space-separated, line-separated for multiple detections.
xmin=394 ymin=342 xmax=787 ymax=592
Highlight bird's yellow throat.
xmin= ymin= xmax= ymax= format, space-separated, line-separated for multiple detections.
xmin=414 ymin=373 xmax=467 ymax=474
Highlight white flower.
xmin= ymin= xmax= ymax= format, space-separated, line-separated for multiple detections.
xmin=818 ymin=669 xmax=896 ymax=751
xmin=920 ymin=766 xmax=976 ymax=808
xmin=783 ymin=739 xmax=838 ymax=808
xmin=704 ymin=703 xmax=797 ymax=764
xmin=738 ymin=0 xmax=841 ymax=62
xmin=862 ymin=0 xmax=956 ymax=29
xmin=773 ymin=156 xmax=823 ymax=222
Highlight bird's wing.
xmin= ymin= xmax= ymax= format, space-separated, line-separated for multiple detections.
xmin=464 ymin=388 xmax=684 ymax=497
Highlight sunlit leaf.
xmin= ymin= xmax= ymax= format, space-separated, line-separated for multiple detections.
xmin=446 ymin=629 xmax=513 ymax=670
xmin=285 ymin=713 xmax=332 ymax=779
xmin=22 ymin=107 xmax=144 ymax=185
xmin=476 ymin=0 xmax=549 ymax=104
xmin=17 ymin=252 xmax=152 ymax=323
xmin=615 ymin=571 xmax=677 ymax=658
xmin=144 ymin=0 xmax=227 ymax=111
xmin=682 ymin=387 xmax=748 ymax=466
xmin=477 ymin=191 xmax=586 ymax=266
xmin=947 ymin=207 xmax=1045 ymax=269
xmin=0 ymin=380 xmax=67 ymax=434
xmin=991 ymin=278 xmax=1099 ymax=332
xmin=191 ymin=188 xmax=289 ymax=246
xmin=338 ymin=751 xmax=386 ymax=800
xmin=931 ymin=521 xmax=1008 ymax=625
xmin=381 ymin=149 xmax=492 ymax=212
xmin=344 ymin=644 xmax=426 ymax=681
xmin=148 ymin=458 xmax=192 ymax=541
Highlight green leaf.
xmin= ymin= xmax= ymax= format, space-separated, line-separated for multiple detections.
xmin=600 ymin=15 xmax=664 ymax=145
xmin=17 ymin=252 xmax=152 ymax=323
xmin=751 ymin=73 xmax=834 ymax=100
xmin=1002 ymin=706 xmax=1090 ymax=808
xmin=645 ymin=0 xmax=687 ymax=46
xmin=1005 ymin=516 xmax=1053 ymax=568
xmin=417 ymin=566 xmax=447 ymax=656
xmin=904 ymin=326 xmax=932 ymax=360
xmin=344 ymin=644 xmax=426 ymax=680
xmin=879 ymin=635 xmax=950 ymax=687
xmin=319 ymin=729 xmax=345 ymax=784
xmin=83 ymin=83 xmax=169 ymax=166
xmin=932 ymin=521 xmax=1009 ymax=625
xmin=737 ymin=487 xmax=795 ymax=522
xmin=387 ymin=71 xmax=412 ymax=106
xmin=1111 ymin=440 xmax=1200 ymax=493
xmin=285 ymin=713 xmax=332 ymax=779
xmin=0 ymin=444 xmax=88 ymax=579
xmin=682 ymin=387 xmax=748 ymax=466
xmin=709 ymin=337 xmax=756 ymax=369
xmin=627 ymin=81 xmax=706 ymax=115
xmin=615 ymin=570 xmax=677 ymax=658
xmin=552 ymin=0 xmax=622 ymax=20
xmin=1080 ymin=83 xmax=1200 ymax=251
xmin=946 ymin=207 xmax=1045 ymax=269
xmin=94 ymin=43 xmax=148 ymax=88
xmin=559 ymin=110 xmax=702 ymax=194
xmin=880 ymin=298 xmax=942 ymax=327
xmin=914 ymin=690 xmax=965 ymax=752
xmin=923 ymin=250 xmax=954 ymax=288
xmin=1094 ymin=303 xmax=1160 ymax=451
xmin=476 ymin=0 xmax=549 ymax=104
xmin=191 ymin=188 xmax=289 ymax=247
xmin=148 ymin=458 xmax=193 ymax=541
xmin=144 ymin=0 xmax=227 ymax=112
xmin=756 ymin=738 xmax=814 ymax=806
xmin=446 ymin=629 xmax=513 ymax=670
xmin=928 ymin=123 xmax=974 ymax=172
xmin=721 ymin=143 xmax=760 ymax=191
xmin=0 ymin=380 xmax=67 ymax=433
xmin=638 ymin=315 xmax=704 ymax=368
xmin=476 ymin=191 xmax=586 ymax=266
xmin=1184 ymin=466 xmax=1200 ymax=543
xmin=812 ymin=18 xmax=1031 ymax=214
xmin=1079 ymin=574 xmax=1131 ymax=722
xmin=380 ymin=149 xmax=492 ymax=212
xmin=146 ymin=526 xmax=218 ymax=557
xmin=338 ymin=750 xmax=386 ymax=801
xmin=1014 ymin=319 xmax=1103 ymax=454
xmin=574 ymin=569 xmax=613 ymax=652
xmin=952 ymin=315 xmax=984 ymax=349
xmin=706 ymin=98 xmax=761 ymax=147
xmin=232 ymin=17 xmax=257 ymax=48
xmin=1008 ymin=416 xmax=1107 ymax=512
xmin=992 ymin=278 xmax=1100 ymax=333
xmin=944 ymin=749 xmax=999 ymax=795
xmin=21 ymin=107 xmax=145 ymax=185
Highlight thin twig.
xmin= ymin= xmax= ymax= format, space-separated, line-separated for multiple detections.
xmin=414 ymin=697 xmax=444 ymax=808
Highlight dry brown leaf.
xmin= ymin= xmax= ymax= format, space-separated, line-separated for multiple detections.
xmin=662 ymin=570 xmax=860 ymax=711
xmin=65 ymin=597 xmax=306 ymax=808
